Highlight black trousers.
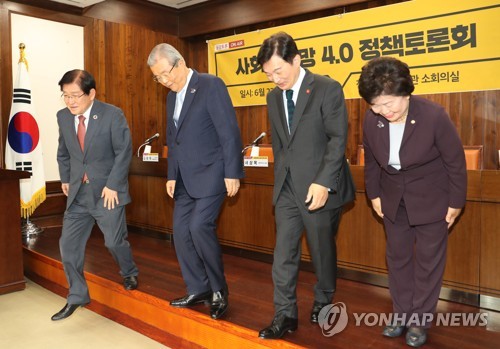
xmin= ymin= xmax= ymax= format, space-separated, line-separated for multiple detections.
xmin=272 ymin=175 xmax=342 ymax=318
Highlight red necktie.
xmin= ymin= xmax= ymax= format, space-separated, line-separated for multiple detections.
xmin=77 ymin=115 xmax=86 ymax=151
xmin=77 ymin=115 xmax=88 ymax=182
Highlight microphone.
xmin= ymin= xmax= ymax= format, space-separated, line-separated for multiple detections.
xmin=137 ymin=133 xmax=160 ymax=157
xmin=144 ymin=133 xmax=160 ymax=144
xmin=251 ymin=132 xmax=266 ymax=145
xmin=242 ymin=132 xmax=266 ymax=154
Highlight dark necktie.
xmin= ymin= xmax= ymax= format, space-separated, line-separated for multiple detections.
xmin=286 ymin=89 xmax=295 ymax=133
xmin=77 ymin=115 xmax=88 ymax=181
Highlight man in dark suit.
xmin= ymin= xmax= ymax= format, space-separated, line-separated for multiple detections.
xmin=256 ymin=32 xmax=355 ymax=339
xmin=147 ymin=43 xmax=244 ymax=320
xmin=52 ymin=69 xmax=138 ymax=321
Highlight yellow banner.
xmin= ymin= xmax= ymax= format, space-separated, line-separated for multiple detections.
xmin=208 ymin=0 xmax=500 ymax=106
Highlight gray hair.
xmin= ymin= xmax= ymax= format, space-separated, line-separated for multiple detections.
xmin=147 ymin=43 xmax=184 ymax=67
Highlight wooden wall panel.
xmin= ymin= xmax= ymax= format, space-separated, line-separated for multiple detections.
xmin=479 ymin=171 xmax=500 ymax=297
xmin=481 ymin=212 xmax=500 ymax=292
xmin=91 ymin=21 xmax=185 ymax=154
xmin=484 ymin=91 xmax=499 ymax=170
xmin=127 ymin=175 xmax=172 ymax=234
xmin=443 ymin=202 xmax=481 ymax=293
xmin=480 ymin=202 xmax=500 ymax=297
xmin=336 ymin=195 xmax=388 ymax=274
xmin=84 ymin=0 xmax=177 ymax=35
xmin=0 ymin=7 xmax=10 ymax=166
xmin=217 ymin=183 xmax=276 ymax=254
xmin=178 ymin=0 xmax=378 ymax=38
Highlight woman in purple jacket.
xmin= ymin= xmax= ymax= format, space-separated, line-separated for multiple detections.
xmin=358 ymin=57 xmax=467 ymax=348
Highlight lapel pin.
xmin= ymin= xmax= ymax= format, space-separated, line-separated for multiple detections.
xmin=92 ymin=115 xmax=98 ymax=120
xmin=411 ymin=119 xmax=415 ymax=124
xmin=377 ymin=120 xmax=384 ymax=128
xmin=306 ymin=89 xmax=310 ymax=94
xmin=190 ymin=88 xmax=196 ymax=93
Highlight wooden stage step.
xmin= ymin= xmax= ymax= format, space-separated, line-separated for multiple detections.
xmin=24 ymin=248 xmax=302 ymax=349
xmin=22 ymin=228 xmax=500 ymax=349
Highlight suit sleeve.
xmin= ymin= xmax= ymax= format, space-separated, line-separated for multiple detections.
xmin=56 ymin=115 xmax=71 ymax=184
xmin=362 ymin=112 xmax=382 ymax=200
xmin=207 ymin=77 xmax=244 ymax=179
xmin=313 ymin=80 xmax=348 ymax=191
xmin=267 ymin=93 xmax=283 ymax=168
xmin=434 ymin=108 xmax=467 ymax=208
xmin=106 ymin=109 xmax=132 ymax=191
xmin=166 ymin=93 xmax=178 ymax=180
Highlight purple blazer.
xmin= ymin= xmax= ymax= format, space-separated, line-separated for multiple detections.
xmin=362 ymin=95 xmax=467 ymax=225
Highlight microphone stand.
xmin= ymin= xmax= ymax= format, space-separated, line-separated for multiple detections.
xmin=242 ymin=133 xmax=266 ymax=154
xmin=242 ymin=143 xmax=255 ymax=155
xmin=137 ymin=141 xmax=152 ymax=158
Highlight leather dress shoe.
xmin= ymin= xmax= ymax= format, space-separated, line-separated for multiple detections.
xmin=310 ymin=301 xmax=329 ymax=323
xmin=170 ymin=291 xmax=212 ymax=308
xmin=210 ymin=289 xmax=228 ymax=319
xmin=406 ymin=327 xmax=427 ymax=347
xmin=51 ymin=303 xmax=86 ymax=321
xmin=123 ymin=276 xmax=138 ymax=290
xmin=382 ymin=324 xmax=406 ymax=337
xmin=259 ymin=315 xmax=298 ymax=339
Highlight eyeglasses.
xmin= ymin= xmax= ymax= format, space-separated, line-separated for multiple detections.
xmin=61 ymin=92 xmax=86 ymax=101
xmin=153 ymin=60 xmax=178 ymax=83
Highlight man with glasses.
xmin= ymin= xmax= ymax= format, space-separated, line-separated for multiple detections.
xmin=51 ymin=69 xmax=139 ymax=321
xmin=147 ymin=44 xmax=244 ymax=319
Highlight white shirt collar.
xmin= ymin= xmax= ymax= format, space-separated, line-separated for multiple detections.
xmin=74 ymin=101 xmax=94 ymax=127
xmin=283 ymin=67 xmax=306 ymax=104
xmin=177 ymin=68 xmax=193 ymax=99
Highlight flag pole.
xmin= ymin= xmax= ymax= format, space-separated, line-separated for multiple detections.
xmin=15 ymin=43 xmax=43 ymax=237
xmin=18 ymin=42 xmax=28 ymax=69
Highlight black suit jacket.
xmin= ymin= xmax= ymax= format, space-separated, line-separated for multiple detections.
xmin=267 ymin=70 xmax=355 ymax=210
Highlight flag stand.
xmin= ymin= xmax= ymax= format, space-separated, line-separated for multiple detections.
xmin=21 ymin=214 xmax=43 ymax=237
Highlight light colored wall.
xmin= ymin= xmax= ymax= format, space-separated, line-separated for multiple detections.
xmin=11 ymin=14 xmax=84 ymax=181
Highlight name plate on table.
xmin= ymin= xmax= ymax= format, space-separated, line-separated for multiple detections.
xmin=143 ymin=153 xmax=159 ymax=162
xmin=244 ymin=156 xmax=269 ymax=167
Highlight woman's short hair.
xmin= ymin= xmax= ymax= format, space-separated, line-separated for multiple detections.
xmin=58 ymin=69 xmax=96 ymax=95
xmin=358 ymin=57 xmax=415 ymax=104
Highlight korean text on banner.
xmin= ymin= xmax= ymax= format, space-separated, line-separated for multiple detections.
xmin=207 ymin=0 xmax=500 ymax=107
